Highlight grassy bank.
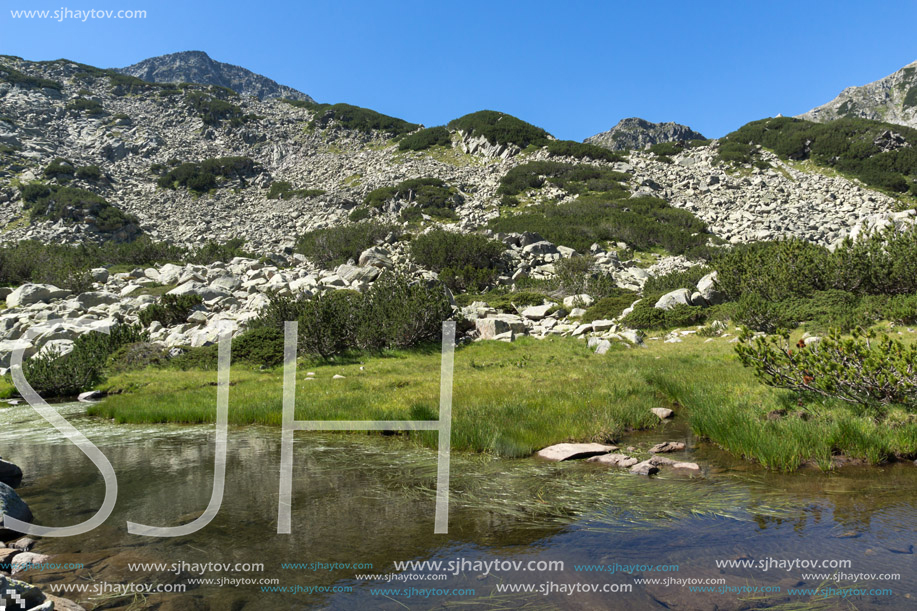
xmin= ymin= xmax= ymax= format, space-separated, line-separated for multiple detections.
xmin=92 ymin=337 xmax=660 ymax=458
xmin=86 ymin=334 xmax=917 ymax=470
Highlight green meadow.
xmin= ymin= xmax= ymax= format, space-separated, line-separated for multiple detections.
xmin=87 ymin=333 xmax=917 ymax=471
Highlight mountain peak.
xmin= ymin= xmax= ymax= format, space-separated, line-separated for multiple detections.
xmin=798 ymin=60 xmax=917 ymax=129
xmin=584 ymin=117 xmax=706 ymax=151
xmin=116 ymin=51 xmax=313 ymax=102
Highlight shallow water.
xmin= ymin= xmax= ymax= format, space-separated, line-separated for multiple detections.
xmin=1 ymin=401 xmax=915 ymax=610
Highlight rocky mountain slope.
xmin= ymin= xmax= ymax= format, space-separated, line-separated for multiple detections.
xmin=798 ymin=60 xmax=917 ymax=129
xmin=585 ymin=117 xmax=706 ymax=151
xmin=116 ymin=50 xmax=313 ymax=102
xmin=0 ymin=55 xmax=908 ymax=256
xmin=2 ymin=54 xmax=916 ymax=376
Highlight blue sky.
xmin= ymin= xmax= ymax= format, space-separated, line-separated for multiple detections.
xmin=2 ymin=0 xmax=915 ymax=140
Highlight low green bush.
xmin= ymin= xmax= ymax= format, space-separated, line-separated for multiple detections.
xmin=22 ymin=323 xmax=146 ymax=397
xmin=0 ymin=63 xmax=62 ymax=90
xmin=621 ymin=297 xmax=707 ymax=330
xmin=358 ymin=272 xmax=453 ymax=350
xmin=730 ymin=293 xmax=794 ymax=334
xmin=714 ymin=227 xmax=917 ymax=303
xmin=231 ymin=327 xmax=287 ymax=368
xmin=43 ymin=158 xmax=76 ymax=180
xmin=578 ymin=290 xmax=639 ymax=322
xmin=248 ymin=271 xmax=452 ymax=359
xmin=157 ymin=157 xmax=259 ymax=193
xmin=186 ymin=91 xmax=248 ymax=127
xmin=0 ymin=237 xmax=252 ymax=292
xmin=138 ymin=294 xmax=204 ymax=327
xmin=364 ymin=177 xmax=461 ymax=220
xmin=307 ymin=102 xmax=419 ymax=136
xmin=455 ymin=291 xmax=547 ymax=311
xmin=643 ymin=266 xmax=712 ymax=294
xmin=411 ymin=230 xmax=505 ymax=292
xmin=736 ymin=327 xmax=917 ymax=413
xmin=107 ymin=342 xmax=170 ymax=374
xmin=266 ymin=181 xmax=325 ymax=199
xmin=447 ymin=110 xmax=550 ymax=148
xmin=19 ymin=183 xmax=137 ymax=233
xmin=553 ymin=255 xmax=620 ymax=298
xmin=66 ymin=97 xmax=106 ymax=116
xmin=489 ymin=195 xmax=711 ymax=256
xmin=717 ymin=116 xmax=917 ymax=194
xmin=294 ymin=221 xmax=397 ymax=268
xmin=76 ymin=165 xmax=103 ymax=181
xmin=497 ymin=161 xmax=629 ymax=197
xmin=398 ymin=126 xmax=451 ymax=151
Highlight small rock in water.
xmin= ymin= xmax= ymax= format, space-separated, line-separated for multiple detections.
xmin=46 ymin=594 xmax=88 ymax=611
xmin=586 ymin=453 xmax=638 ymax=468
xmin=0 ymin=458 xmax=23 ymax=488
xmin=10 ymin=537 xmax=36 ymax=551
xmin=651 ymin=408 xmax=674 ymax=420
xmin=0 ymin=548 xmax=19 ymax=563
xmin=0 ymin=575 xmax=45 ymax=610
xmin=536 ymin=443 xmax=618 ymax=462
xmin=77 ymin=390 xmax=104 ymax=402
xmin=0 ymin=482 xmax=33 ymax=539
xmin=648 ymin=455 xmax=676 ymax=467
xmin=649 ymin=441 xmax=685 ymax=453
xmin=672 ymin=462 xmax=701 ymax=472
xmin=629 ymin=460 xmax=659 ymax=476
xmin=10 ymin=551 xmax=50 ymax=574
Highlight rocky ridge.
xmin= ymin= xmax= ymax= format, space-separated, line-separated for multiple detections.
xmin=0 ymin=56 xmax=908 ymax=255
xmin=798 ymin=60 xmax=917 ymax=129
xmin=585 ymin=117 xmax=706 ymax=151
xmin=116 ymin=50 xmax=313 ymax=102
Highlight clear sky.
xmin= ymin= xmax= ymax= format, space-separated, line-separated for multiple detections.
xmin=2 ymin=0 xmax=915 ymax=140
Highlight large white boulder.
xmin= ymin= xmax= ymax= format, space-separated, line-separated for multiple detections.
xmin=521 ymin=304 xmax=554 ymax=320
xmin=654 ymin=288 xmax=693 ymax=310
xmin=696 ymin=271 xmax=725 ymax=305
xmin=75 ymin=291 xmax=120 ymax=309
xmin=6 ymin=284 xmax=71 ymax=308
xmin=0 ymin=339 xmax=36 ymax=368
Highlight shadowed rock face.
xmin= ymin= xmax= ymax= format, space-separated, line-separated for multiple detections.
xmin=798 ymin=60 xmax=917 ymax=129
xmin=0 ymin=482 xmax=33 ymax=539
xmin=116 ymin=50 xmax=313 ymax=102
xmin=585 ymin=117 xmax=706 ymax=151
xmin=0 ymin=458 xmax=23 ymax=488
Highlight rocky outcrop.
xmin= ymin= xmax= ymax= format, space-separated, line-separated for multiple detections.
xmin=798 ymin=60 xmax=917 ymax=129
xmin=0 ymin=575 xmax=46 ymax=611
xmin=117 ymin=50 xmax=313 ymax=102
xmin=627 ymin=145 xmax=899 ymax=246
xmin=0 ymin=458 xmax=22 ymax=488
xmin=586 ymin=117 xmax=706 ymax=151
xmin=0 ymin=483 xmax=33 ymax=539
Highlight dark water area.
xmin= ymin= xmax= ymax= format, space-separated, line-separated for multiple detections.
xmin=1 ymin=402 xmax=915 ymax=610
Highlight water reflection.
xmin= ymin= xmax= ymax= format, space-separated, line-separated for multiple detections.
xmin=1 ymin=403 xmax=914 ymax=609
